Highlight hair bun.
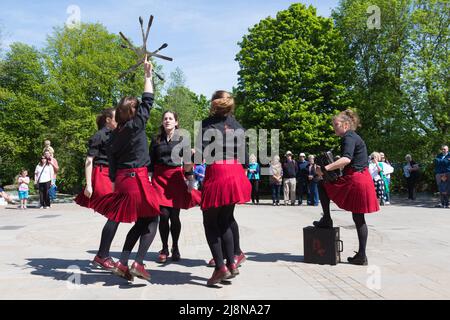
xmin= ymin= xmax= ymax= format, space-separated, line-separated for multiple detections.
xmin=210 ymin=91 xmax=235 ymax=116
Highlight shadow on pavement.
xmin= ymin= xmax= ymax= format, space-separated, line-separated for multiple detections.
xmin=16 ymin=258 xmax=139 ymax=288
xmin=87 ymin=250 xmax=209 ymax=268
xmin=16 ymin=257 xmax=207 ymax=288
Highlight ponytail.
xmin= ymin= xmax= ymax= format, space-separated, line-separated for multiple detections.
xmin=96 ymin=107 xmax=115 ymax=130
xmin=334 ymin=109 xmax=361 ymax=131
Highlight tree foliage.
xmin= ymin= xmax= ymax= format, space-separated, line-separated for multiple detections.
xmin=334 ymin=0 xmax=450 ymax=191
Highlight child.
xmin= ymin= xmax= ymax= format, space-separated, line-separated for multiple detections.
xmin=18 ymin=170 xmax=30 ymax=209
xmin=43 ymin=140 xmax=55 ymax=156
xmin=439 ymin=174 xmax=449 ymax=208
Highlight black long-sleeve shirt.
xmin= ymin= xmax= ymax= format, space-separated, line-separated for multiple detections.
xmin=340 ymin=130 xmax=368 ymax=171
xmin=107 ymin=93 xmax=154 ymax=182
xmin=194 ymin=115 xmax=248 ymax=166
xmin=149 ymin=134 xmax=190 ymax=172
xmin=87 ymin=126 xmax=111 ymax=166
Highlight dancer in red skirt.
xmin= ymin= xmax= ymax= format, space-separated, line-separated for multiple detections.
xmin=188 ymin=90 xmax=251 ymax=286
xmin=314 ymin=109 xmax=379 ymax=265
xmin=149 ymin=110 xmax=201 ymax=263
xmin=75 ymin=108 xmax=119 ymax=270
xmin=93 ymin=56 xmax=160 ymax=281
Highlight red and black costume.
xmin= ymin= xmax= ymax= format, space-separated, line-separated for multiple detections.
xmin=93 ymin=93 xmax=160 ymax=222
xmin=75 ymin=126 xmax=112 ymax=209
xmin=315 ymin=129 xmax=379 ymax=265
xmin=322 ymin=130 xmax=379 ymax=214
xmin=196 ymin=114 xmax=251 ymax=285
xmin=93 ymin=93 xmax=161 ymax=280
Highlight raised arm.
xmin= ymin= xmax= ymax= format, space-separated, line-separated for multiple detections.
xmin=144 ymin=54 xmax=153 ymax=95
xmin=134 ymin=55 xmax=154 ymax=128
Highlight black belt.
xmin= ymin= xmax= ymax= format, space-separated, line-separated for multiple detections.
xmin=94 ymin=164 xmax=109 ymax=172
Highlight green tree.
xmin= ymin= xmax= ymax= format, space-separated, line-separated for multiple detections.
xmin=0 ymin=43 xmax=51 ymax=183
xmin=334 ymin=0 xmax=450 ymax=191
xmin=157 ymin=68 xmax=209 ymax=138
xmin=235 ymin=3 xmax=353 ymax=155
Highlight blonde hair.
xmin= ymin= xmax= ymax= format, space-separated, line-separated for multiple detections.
xmin=333 ymin=109 xmax=361 ymax=131
xmin=249 ymin=154 xmax=257 ymax=163
xmin=210 ymin=90 xmax=235 ymax=117
xmin=370 ymin=152 xmax=381 ymax=162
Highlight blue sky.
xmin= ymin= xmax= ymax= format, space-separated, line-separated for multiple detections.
xmin=0 ymin=0 xmax=339 ymax=96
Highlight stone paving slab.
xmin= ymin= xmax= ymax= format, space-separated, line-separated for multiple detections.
xmin=1 ymin=196 xmax=450 ymax=300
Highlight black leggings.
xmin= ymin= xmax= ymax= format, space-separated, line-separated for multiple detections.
xmin=203 ymin=205 xmax=235 ymax=269
xmin=318 ymin=181 xmax=331 ymax=219
xmin=250 ymin=180 xmax=259 ymax=203
xmin=352 ymin=213 xmax=368 ymax=257
xmin=97 ymin=219 xmax=120 ymax=259
xmin=158 ymin=206 xmax=181 ymax=252
xmin=230 ymin=213 xmax=241 ymax=256
xmin=119 ymin=216 xmax=159 ymax=265
xmin=318 ymin=181 xmax=368 ymax=257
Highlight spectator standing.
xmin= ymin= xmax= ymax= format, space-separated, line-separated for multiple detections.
xmin=379 ymin=152 xmax=394 ymax=205
xmin=306 ymin=155 xmax=320 ymax=206
xmin=269 ymin=155 xmax=283 ymax=206
xmin=35 ymin=156 xmax=54 ymax=209
xmin=296 ymin=153 xmax=308 ymax=206
xmin=434 ymin=145 xmax=450 ymax=206
xmin=438 ymin=174 xmax=449 ymax=208
xmin=403 ymin=154 xmax=420 ymax=200
xmin=368 ymin=152 xmax=385 ymax=206
xmin=247 ymin=154 xmax=260 ymax=205
xmin=194 ymin=161 xmax=206 ymax=190
xmin=282 ymin=151 xmax=298 ymax=206
xmin=43 ymin=150 xmax=59 ymax=202
xmin=17 ymin=169 xmax=30 ymax=210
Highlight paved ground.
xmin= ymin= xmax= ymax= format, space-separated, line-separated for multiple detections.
xmin=1 ymin=195 xmax=450 ymax=300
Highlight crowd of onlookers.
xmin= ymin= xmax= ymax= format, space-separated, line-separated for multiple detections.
xmin=1 ymin=143 xmax=449 ymax=209
xmin=244 ymin=144 xmax=450 ymax=209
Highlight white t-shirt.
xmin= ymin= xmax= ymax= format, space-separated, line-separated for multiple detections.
xmin=35 ymin=164 xmax=54 ymax=183
xmin=368 ymin=162 xmax=382 ymax=181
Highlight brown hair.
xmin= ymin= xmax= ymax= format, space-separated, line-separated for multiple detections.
xmin=156 ymin=111 xmax=179 ymax=143
xmin=210 ymin=90 xmax=235 ymax=117
xmin=115 ymin=97 xmax=139 ymax=126
xmin=96 ymin=107 xmax=115 ymax=130
xmin=333 ymin=109 xmax=361 ymax=131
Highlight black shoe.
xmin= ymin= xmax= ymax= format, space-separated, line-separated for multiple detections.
xmin=347 ymin=252 xmax=368 ymax=265
xmin=313 ymin=217 xmax=333 ymax=228
xmin=171 ymin=247 xmax=181 ymax=261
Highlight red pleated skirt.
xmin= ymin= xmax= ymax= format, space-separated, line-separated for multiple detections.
xmin=323 ymin=167 xmax=380 ymax=214
xmin=92 ymin=167 xmax=161 ymax=223
xmin=152 ymin=164 xmax=201 ymax=209
xmin=75 ymin=166 xmax=112 ymax=209
xmin=201 ymin=160 xmax=251 ymax=211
